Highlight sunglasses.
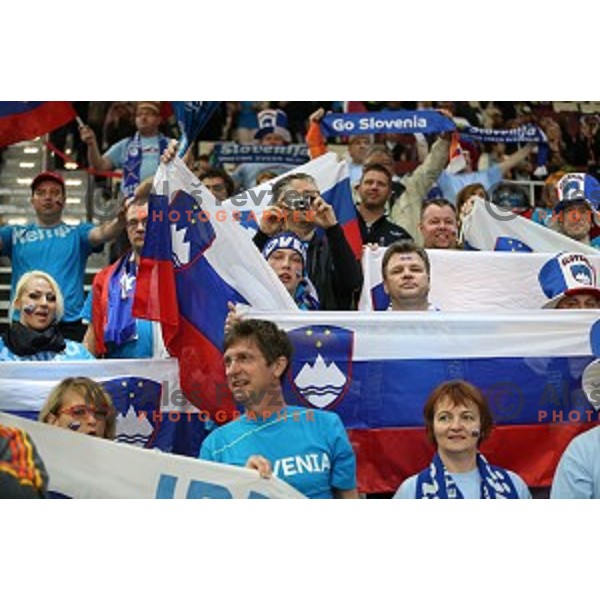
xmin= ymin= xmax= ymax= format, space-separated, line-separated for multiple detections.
xmin=58 ymin=405 xmax=109 ymax=421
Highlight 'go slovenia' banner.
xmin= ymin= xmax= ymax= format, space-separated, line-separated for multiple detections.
xmin=0 ymin=412 xmax=304 ymax=499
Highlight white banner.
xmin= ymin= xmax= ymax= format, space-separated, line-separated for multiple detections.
xmin=359 ymin=247 xmax=600 ymax=311
xmin=462 ymin=198 xmax=600 ymax=254
xmin=0 ymin=412 xmax=305 ymax=499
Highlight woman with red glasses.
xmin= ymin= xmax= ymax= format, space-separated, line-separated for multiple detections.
xmin=39 ymin=377 xmax=116 ymax=439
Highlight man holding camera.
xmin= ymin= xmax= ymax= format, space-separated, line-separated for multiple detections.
xmin=253 ymin=172 xmax=363 ymax=310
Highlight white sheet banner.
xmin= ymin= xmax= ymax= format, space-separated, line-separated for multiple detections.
xmin=359 ymin=247 xmax=600 ymax=311
xmin=462 ymin=198 xmax=600 ymax=254
xmin=0 ymin=412 xmax=305 ymax=499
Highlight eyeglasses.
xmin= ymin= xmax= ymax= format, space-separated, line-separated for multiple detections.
xmin=126 ymin=218 xmax=148 ymax=230
xmin=58 ymin=405 xmax=109 ymax=421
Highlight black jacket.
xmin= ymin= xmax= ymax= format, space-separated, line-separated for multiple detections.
xmin=358 ymin=213 xmax=413 ymax=246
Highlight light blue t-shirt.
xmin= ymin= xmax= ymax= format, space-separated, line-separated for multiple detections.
xmin=104 ymin=135 xmax=164 ymax=186
xmin=551 ymin=427 xmax=600 ymax=499
xmin=437 ymin=165 xmax=503 ymax=204
xmin=0 ymin=338 xmax=94 ymax=361
xmin=200 ymin=407 xmax=356 ymax=499
xmin=394 ymin=467 xmax=531 ymax=499
xmin=0 ymin=222 xmax=101 ymax=322
xmin=230 ymin=162 xmax=292 ymax=192
xmin=80 ymin=291 xmax=154 ymax=358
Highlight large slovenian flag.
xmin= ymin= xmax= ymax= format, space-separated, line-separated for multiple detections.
xmin=359 ymin=247 xmax=600 ymax=311
xmin=0 ymin=101 xmax=76 ymax=147
xmin=134 ymin=158 xmax=297 ymax=419
xmin=252 ymin=310 xmax=600 ymax=493
xmin=0 ymin=358 xmax=206 ymax=457
xmin=463 ymin=198 xmax=600 ymax=254
xmin=223 ymin=152 xmax=363 ymax=259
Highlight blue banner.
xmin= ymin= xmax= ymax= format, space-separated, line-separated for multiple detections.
xmin=171 ymin=101 xmax=220 ymax=156
xmin=320 ymin=110 xmax=456 ymax=137
xmin=213 ymin=142 xmax=309 ymax=165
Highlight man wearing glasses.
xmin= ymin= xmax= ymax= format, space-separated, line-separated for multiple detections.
xmin=81 ymin=197 xmax=166 ymax=358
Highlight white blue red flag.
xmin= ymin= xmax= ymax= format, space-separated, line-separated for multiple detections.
xmin=257 ymin=310 xmax=600 ymax=493
xmin=134 ymin=158 xmax=297 ymax=418
xmin=0 ymin=358 xmax=206 ymax=457
xmin=0 ymin=101 xmax=76 ymax=147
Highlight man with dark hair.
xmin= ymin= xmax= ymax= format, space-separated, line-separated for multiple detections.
xmin=253 ymin=172 xmax=363 ymax=310
xmin=199 ymin=167 xmax=235 ymax=202
xmin=356 ymin=163 xmax=412 ymax=246
xmin=200 ymin=318 xmax=358 ymax=499
xmin=0 ymin=171 xmax=127 ymax=341
xmin=381 ymin=240 xmax=435 ymax=311
xmin=419 ymin=198 xmax=459 ymax=250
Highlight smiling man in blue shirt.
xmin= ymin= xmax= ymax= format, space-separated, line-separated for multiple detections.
xmin=199 ymin=318 xmax=358 ymax=499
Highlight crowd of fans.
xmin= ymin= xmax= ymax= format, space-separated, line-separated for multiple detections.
xmin=2 ymin=100 xmax=600 ymax=499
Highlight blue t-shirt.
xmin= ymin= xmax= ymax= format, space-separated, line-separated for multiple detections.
xmin=0 ymin=338 xmax=94 ymax=361
xmin=437 ymin=165 xmax=503 ymax=204
xmin=0 ymin=222 xmax=101 ymax=322
xmin=200 ymin=407 xmax=356 ymax=499
xmin=104 ymin=135 xmax=164 ymax=186
xmin=80 ymin=291 xmax=154 ymax=358
xmin=551 ymin=427 xmax=600 ymax=499
xmin=393 ymin=467 xmax=531 ymax=499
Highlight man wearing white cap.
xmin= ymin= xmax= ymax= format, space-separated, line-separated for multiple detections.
xmin=538 ymin=251 xmax=600 ymax=309
xmin=550 ymin=173 xmax=600 ymax=248
xmin=231 ymin=108 xmax=295 ymax=191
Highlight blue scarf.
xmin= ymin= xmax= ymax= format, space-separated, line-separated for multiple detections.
xmin=105 ymin=252 xmax=138 ymax=347
xmin=122 ymin=132 xmax=169 ymax=198
xmin=459 ymin=124 xmax=549 ymax=172
xmin=415 ymin=452 xmax=519 ymax=499
xmin=294 ymin=278 xmax=320 ymax=311
xmin=212 ymin=142 xmax=309 ymax=165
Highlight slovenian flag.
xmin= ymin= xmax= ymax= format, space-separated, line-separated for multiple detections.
xmin=134 ymin=158 xmax=297 ymax=419
xmin=0 ymin=101 xmax=76 ymax=147
xmin=0 ymin=358 xmax=206 ymax=457
xmin=260 ymin=310 xmax=600 ymax=493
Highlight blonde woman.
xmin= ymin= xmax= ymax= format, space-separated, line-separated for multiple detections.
xmin=0 ymin=271 xmax=94 ymax=361
xmin=39 ymin=377 xmax=116 ymax=439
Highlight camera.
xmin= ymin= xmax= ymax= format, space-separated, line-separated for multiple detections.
xmin=282 ymin=191 xmax=317 ymax=211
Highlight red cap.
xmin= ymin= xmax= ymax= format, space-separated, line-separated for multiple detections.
xmin=31 ymin=171 xmax=65 ymax=194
